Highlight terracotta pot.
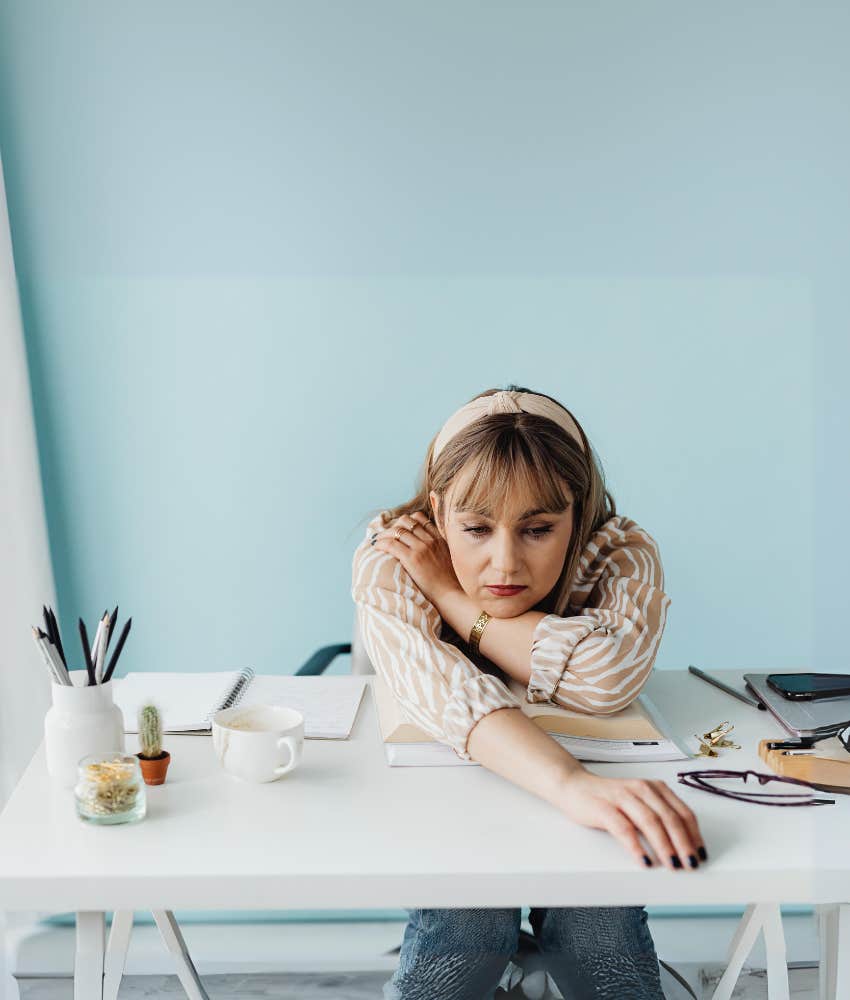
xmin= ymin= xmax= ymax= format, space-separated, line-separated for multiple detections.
xmin=136 ymin=750 xmax=171 ymax=785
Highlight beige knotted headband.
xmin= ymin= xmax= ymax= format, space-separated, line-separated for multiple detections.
xmin=432 ymin=390 xmax=585 ymax=463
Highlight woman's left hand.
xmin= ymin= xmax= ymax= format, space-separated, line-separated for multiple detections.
xmin=372 ymin=512 xmax=462 ymax=608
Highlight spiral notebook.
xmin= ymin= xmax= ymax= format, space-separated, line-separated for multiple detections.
xmin=113 ymin=669 xmax=368 ymax=739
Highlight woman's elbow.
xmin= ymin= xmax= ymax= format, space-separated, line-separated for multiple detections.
xmin=552 ymin=664 xmax=654 ymax=714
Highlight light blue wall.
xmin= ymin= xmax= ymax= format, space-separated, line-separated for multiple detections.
xmin=0 ymin=3 xmax=846 ymax=681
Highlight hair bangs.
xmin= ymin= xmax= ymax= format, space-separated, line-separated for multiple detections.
xmin=450 ymin=433 xmax=572 ymax=521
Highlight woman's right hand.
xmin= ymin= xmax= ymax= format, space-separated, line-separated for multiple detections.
xmin=557 ymin=770 xmax=707 ymax=871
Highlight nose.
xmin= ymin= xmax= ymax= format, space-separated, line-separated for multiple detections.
xmin=489 ymin=528 xmax=521 ymax=577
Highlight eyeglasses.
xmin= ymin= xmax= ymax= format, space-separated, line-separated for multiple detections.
xmin=677 ymin=769 xmax=836 ymax=806
xmin=838 ymin=724 xmax=850 ymax=754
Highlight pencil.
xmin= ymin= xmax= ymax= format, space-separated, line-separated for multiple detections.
xmin=102 ymin=617 xmax=132 ymax=683
xmin=32 ymin=627 xmax=62 ymax=685
xmin=90 ymin=618 xmax=103 ymax=671
xmin=79 ymin=618 xmax=96 ymax=686
xmin=94 ymin=612 xmax=108 ymax=683
xmin=42 ymin=606 xmax=54 ymax=646
xmin=106 ymin=606 xmax=118 ymax=651
xmin=38 ymin=625 xmax=71 ymax=685
xmin=47 ymin=607 xmax=67 ymax=668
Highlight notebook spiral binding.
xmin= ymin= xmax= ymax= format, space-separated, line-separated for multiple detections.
xmin=205 ymin=666 xmax=255 ymax=724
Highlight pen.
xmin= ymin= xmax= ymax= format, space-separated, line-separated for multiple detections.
xmin=688 ymin=665 xmax=766 ymax=710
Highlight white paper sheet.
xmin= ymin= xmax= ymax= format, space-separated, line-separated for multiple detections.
xmin=239 ymin=675 xmax=368 ymax=739
xmin=385 ymin=735 xmax=688 ymax=767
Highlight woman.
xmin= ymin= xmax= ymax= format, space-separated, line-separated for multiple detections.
xmin=351 ymin=385 xmax=706 ymax=1000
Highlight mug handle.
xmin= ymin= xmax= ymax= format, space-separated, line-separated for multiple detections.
xmin=274 ymin=736 xmax=300 ymax=777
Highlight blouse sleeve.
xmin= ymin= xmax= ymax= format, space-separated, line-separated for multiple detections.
xmin=351 ymin=513 xmax=522 ymax=760
xmin=526 ymin=517 xmax=671 ymax=714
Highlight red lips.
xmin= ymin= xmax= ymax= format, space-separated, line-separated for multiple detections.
xmin=486 ymin=586 xmax=527 ymax=596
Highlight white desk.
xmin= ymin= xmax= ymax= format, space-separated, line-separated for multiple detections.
xmin=0 ymin=670 xmax=848 ymax=998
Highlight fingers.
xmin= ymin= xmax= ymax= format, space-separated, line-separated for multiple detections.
xmin=622 ymin=780 xmax=702 ymax=870
xmin=616 ymin=793 xmax=682 ymax=871
xmin=376 ymin=513 xmax=436 ymax=548
xmin=596 ymin=803 xmax=652 ymax=869
xmin=653 ymin=780 xmax=707 ymax=861
xmin=409 ymin=511 xmax=436 ymax=533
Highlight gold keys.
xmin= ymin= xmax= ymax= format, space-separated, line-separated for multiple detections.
xmin=694 ymin=721 xmax=741 ymax=757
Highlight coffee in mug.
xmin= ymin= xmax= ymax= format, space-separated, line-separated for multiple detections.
xmin=212 ymin=705 xmax=304 ymax=783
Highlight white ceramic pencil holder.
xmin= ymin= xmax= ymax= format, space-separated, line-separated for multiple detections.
xmin=44 ymin=670 xmax=125 ymax=787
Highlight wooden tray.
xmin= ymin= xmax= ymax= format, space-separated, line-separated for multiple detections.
xmin=758 ymin=738 xmax=850 ymax=793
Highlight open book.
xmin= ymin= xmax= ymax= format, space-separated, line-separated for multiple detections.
xmin=113 ymin=669 xmax=367 ymax=740
xmin=372 ymin=674 xmax=687 ymax=766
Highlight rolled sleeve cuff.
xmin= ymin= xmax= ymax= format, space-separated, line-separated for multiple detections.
xmin=443 ymin=673 xmax=522 ymax=761
xmin=527 ymin=614 xmax=608 ymax=703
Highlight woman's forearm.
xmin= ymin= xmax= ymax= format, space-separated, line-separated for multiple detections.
xmin=465 ymin=707 xmax=583 ymax=811
xmin=434 ymin=586 xmax=544 ymax=686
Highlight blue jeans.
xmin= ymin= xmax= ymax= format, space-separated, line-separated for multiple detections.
xmin=383 ymin=906 xmax=664 ymax=1000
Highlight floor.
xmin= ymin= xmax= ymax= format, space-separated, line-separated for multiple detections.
xmin=14 ymin=963 xmax=822 ymax=999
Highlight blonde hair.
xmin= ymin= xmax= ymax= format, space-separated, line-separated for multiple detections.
xmin=375 ymin=385 xmax=616 ymax=615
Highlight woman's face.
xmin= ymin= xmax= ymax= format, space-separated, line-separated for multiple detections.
xmin=430 ymin=474 xmax=574 ymax=618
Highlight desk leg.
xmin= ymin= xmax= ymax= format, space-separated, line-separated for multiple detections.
xmin=836 ymin=905 xmax=850 ymax=999
xmin=818 ymin=905 xmax=837 ymax=999
xmin=74 ymin=911 xmax=104 ymax=1000
xmin=762 ymin=904 xmax=790 ymax=1000
xmin=710 ymin=903 xmax=789 ymax=1000
xmin=818 ymin=903 xmax=850 ymax=1000
xmin=151 ymin=911 xmax=210 ymax=1000
xmin=102 ymin=911 xmax=134 ymax=1000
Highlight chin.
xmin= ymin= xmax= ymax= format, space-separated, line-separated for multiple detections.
xmin=482 ymin=596 xmax=536 ymax=618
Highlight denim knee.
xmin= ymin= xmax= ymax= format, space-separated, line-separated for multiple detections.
xmin=531 ymin=905 xmax=653 ymax=954
xmin=385 ymin=908 xmax=521 ymax=1000
xmin=405 ymin=907 xmax=520 ymax=957
xmin=529 ymin=906 xmax=663 ymax=1000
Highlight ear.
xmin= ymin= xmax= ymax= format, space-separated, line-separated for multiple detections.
xmin=429 ymin=490 xmax=446 ymax=538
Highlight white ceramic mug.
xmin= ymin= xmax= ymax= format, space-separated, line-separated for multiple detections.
xmin=211 ymin=705 xmax=304 ymax=783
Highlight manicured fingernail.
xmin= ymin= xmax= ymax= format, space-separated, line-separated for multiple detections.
xmin=642 ymin=854 xmax=652 ymax=867
xmin=671 ymin=855 xmax=683 ymax=869
xmin=688 ymin=854 xmax=699 ymax=869
xmin=698 ymin=845 xmax=708 ymax=861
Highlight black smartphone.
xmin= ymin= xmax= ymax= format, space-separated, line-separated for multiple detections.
xmin=766 ymin=672 xmax=850 ymax=701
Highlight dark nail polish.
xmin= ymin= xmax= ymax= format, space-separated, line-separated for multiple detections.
xmin=698 ymin=845 xmax=708 ymax=862
xmin=642 ymin=854 xmax=652 ymax=867
xmin=671 ymin=855 xmax=683 ymax=869
xmin=688 ymin=854 xmax=698 ymax=869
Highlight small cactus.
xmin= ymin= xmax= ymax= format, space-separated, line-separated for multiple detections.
xmin=138 ymin=703 xmax=163 ymax=759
